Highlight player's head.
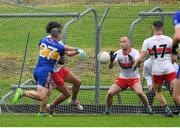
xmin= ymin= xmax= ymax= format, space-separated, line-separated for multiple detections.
xmin=46 ymin=21 xmax=62 ymax=34
xmin=152 ymin=21 xmax=164 ymax=34
xmin=120 ymin=36 xmax=131 ymax=50
xmin=50 ymin=28 xmax=62 ymax=41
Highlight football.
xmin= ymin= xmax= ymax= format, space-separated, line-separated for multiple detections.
xmin=97 ymin=51 xmax=110 ymax=64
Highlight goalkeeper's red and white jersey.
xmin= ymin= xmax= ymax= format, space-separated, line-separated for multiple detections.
xmin=114 ymin=48 xmax=140 ymax=78
xmin=142 ymin=34 xmax=175 ymax=75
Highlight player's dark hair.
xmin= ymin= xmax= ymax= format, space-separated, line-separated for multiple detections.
xmin=46 ymin=21 xmax=62 ymax=33
xmin=153 ymin=21 xmax=164 ymax=31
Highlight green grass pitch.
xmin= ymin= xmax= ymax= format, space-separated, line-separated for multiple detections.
xmin=0 ymin=114 xmax=180 ymax=127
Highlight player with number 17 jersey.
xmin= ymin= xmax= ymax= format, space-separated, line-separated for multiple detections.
xmin=142 ymin=34 xmax=176 ymax=84
xmin=34 ymin=36 xmax=65 ymax=87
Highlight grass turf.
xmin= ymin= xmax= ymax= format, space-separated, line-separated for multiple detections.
xmin=0 ymin=114 xmax=180 ymax=127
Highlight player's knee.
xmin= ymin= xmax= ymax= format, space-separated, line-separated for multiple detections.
xmin=107 ymin=91 xmax=113 ymax=98
xmin=136 ymin=91 xmax=144 ymax=97
xmin=74 ymin=79 xmax=81 ymax=87
xmin=39 ymin=95 xmax=47 ymax=101
xmin=64 ymin=92 xmax=71 ymax=98
xmin=77 ymin=80 xmax=81 ymax=86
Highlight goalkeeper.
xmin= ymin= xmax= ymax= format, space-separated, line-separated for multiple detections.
xmin=104 ymin=36 xmax=153 ymax=115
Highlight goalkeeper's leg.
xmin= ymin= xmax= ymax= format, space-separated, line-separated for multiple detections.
xmin=105 ymin=84 xmax=122 ymax=114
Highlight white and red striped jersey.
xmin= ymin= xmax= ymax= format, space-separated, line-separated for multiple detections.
xmin=142 ymin=35 xmax=175 ymax=75
xmin=114 ymin=48 xmax=140 ymax=78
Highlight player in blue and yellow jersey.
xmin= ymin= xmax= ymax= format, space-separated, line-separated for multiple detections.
xmin=12 ymin=28 xmax=65 ymax=115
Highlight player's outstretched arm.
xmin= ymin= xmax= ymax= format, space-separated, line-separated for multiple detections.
xmin=64 ymin=45 xmax=86 ymax=58
xmin=133 ymin=51 xmax=147 ymax=68
xmin=64 ymin=45 xmax=77 ymax=51
xmin=65 ymin=51 xmax=78 ymax=57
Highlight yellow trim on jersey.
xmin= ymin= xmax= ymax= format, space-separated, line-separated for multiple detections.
xmin=40 ymin=46 xmax=59 ymax=60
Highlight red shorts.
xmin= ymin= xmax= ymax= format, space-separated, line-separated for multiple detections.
xmin=52 ymin=67 xmax=70 ymax=86
xmin=114 ymin=77 xmax=140 ymax=89
xmin=153 ymin=72 xmax=176 ymax=85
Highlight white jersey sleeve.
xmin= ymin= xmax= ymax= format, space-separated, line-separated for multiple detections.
xmin=132 ymin=49 xmax=139 ymax=60
xmin=142 ymin=39 xmax=148 ymax=52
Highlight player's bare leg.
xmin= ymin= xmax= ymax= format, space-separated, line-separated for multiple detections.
xmin=105 ymin=84 xmax=122 ymax=114
xmin=24 ymin=73 xmax=51 ymax=102
xmin=51 ymin=85 xmax=71 ymax=107
xmin=38 ymin=84 xmax=53 ymax=117
xmin=171 ymin=79 xmax=180 ymax=104
xmin=64 ymin=71 xmax=83 ymax=110
xmin=47 ymin=84 xmax=71 ymax=115
xmin=24 ymin=86 xmax=49 ymax=101
xmin=154 ymin=84 xmax=173 ymax=117
xmin=131 ymin=83 xmax=153 ymax=114
xmin=64 ymin=71 xmax=81 ymax=100
xmin=13 ymin=85 xmax=49 ymax=104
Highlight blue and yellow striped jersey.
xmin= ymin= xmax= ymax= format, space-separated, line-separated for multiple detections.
xmin=36 ymin=36 xmax=64 ymax=70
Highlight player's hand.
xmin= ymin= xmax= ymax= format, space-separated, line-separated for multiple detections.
xmin=76 ymin=48 xmax=86 ymax=59
xmin=110 ymin=51 xmax=117 ymax=62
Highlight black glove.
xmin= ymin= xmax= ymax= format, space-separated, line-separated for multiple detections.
xmin=110 ymin=51 xmax=117 ymax=62
xmin=58 ymin=55 xmax=65 ymax=65
xmin=128 ymin=55 xmax=135 ymax=62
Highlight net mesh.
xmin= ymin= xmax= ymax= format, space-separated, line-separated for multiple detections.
xmin=0 ymin=0 xmax=180 ymax=115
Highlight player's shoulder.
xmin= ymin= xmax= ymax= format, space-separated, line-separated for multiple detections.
xmin=115 ymin=49 xmax=122 ymax=54
xmin=162 ymin=35 xmax=173 ymax=42
xmin=59 ymin=40 xmax=64 ymax=45
xmin=144 ymin=36 xmax=154 ymax=43
xmin=131 ymin=48 xmax=139 ymax=54
xmin=39 ymin=36 xmax=48 ymax=44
